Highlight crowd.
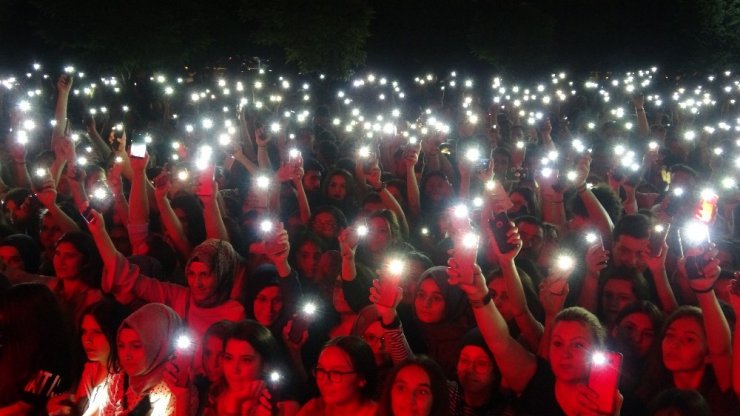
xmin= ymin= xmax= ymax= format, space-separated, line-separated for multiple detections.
xmin=0 ymin=62 xmax=738 ymax=416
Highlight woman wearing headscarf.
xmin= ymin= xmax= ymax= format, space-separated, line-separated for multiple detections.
xmin=411 ymin=266 xmax=473 ymax=379
xmin=87 ymin=210 xmax=245 ymax=375
xmin=101 ymin=303 xmax=192 ymax=416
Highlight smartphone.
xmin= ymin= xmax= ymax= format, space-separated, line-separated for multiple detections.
xmin=81 ymin=207 xmax=95 ymax=224
xmin=266 ymin=370 xmax=283 ymax=413
xmin=377 ymin=276 xmax=400 ymax=308
xmin=648 ymin=223 xmax=670 ymax=257
xmin=194 ymin=165 xmax=215 ymax=196
xmin=130 ymin=141 xmax=147 ymax=158
xmin=489 ymin=212 xmax=517 ymax=253
xmin=289 ymin=302 xmax=316 ymax=343
xmin=171 ymin=334 xmax=193 ymax=388
xmin=697 ymin=190 xmax=718 ymax=223
xmin=678 ymin=223 xmax=711 ymax=280
xmin=453 ymin=232 xmax=478 ymax=285
xmin=588 ymin=351 xmax=623 ymax=414
xmin=585 ymin=232 xmax=604 ymax=250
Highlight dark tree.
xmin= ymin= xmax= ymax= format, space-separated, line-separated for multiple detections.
xmin=27 ymin=0 xmax=214 ymax=73
xmin=241 ymin=0 xmax=373 ymax=78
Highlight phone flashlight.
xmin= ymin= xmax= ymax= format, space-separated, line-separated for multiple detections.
xmin=270 ymin=122 xmax=281 ymax=133
xmin=256 ymin=175 xmax=270 ymax=190
xmin=260 ymin=220 xmax=274 ymax=234
xmin=453 ymin=204 xmax=469 ymax=219
xmin=288 ymin=148 xmax=300 ymax=159
xmin=461 ymin=232 xmax=479 ymax=249
xmin=356 ymin=224 xmax=369 ymax=238
xmin=289 ymin=301 xmax=317 ymax=343
xmin=465 ymin=148 xmax=481 ymax=162
xmin=358 ymin=145 xmax=371 ymax=158
xmin=177 ymin=170 xmax=190 ymax=182
xmin=555 ymin=254 xmax=575 ymax=271
xmin=175 ymin=334 xmax=192 ymax=350
xmin=35 ymin=168 xmax=48 ymax=178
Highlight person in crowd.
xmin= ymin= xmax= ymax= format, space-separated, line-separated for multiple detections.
xmin=204 ymin=319 xmax=300 ymax=416
xmin=297 ymin=336 xmax=378 ymax=416
xmin=87 ymin=210 xmax=245 ymax=373
xmin=101 ymin=303 xmax=193 ymax=416
xmin=0 ymin=283 xmax=76 ymax=416
xmin=47 ymin=299 xmax=131 ymax=416
xmin=0 ymin=231 xmax=103 ymax=322
xmin=377 ymin=356 xmax=449 ymax=416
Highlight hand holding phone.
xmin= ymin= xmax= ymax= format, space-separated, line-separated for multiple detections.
xmin=452 ymin=231 xmax=479 ymax=285
xmin=377 ymin=259 xmax=404 ymax=308
xmin=194 ymin=165 xmax=215 ymax=197
xmin=588 ymin=351 xmax=623 ymax=414
xmin=289 ymin=301 xmax=317 ymax=343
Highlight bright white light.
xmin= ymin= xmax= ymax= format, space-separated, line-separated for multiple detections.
xmin=556 ymin=255 xmax=575 ymax=271
xmin=453 ymin=204 xmax=469 ymax=219
xmin=256 ymin=175 xmax=270 ymax=189
xmin=176 ymin=335 xmax=192 ymax=350
xmin=465 ymin=148 xmax=481 ymax=162
xmin=462 ymin=232 xmax=479 ymax=249
xmin=592 ymin=352 xmax=607 ymax=366
xmin=302 ymin=302 xmax=317 ymax=315
xmin=260 ymin=220 xmax=274 ymax=233
xmin=387 ymin=259 xmax=405 ymax=275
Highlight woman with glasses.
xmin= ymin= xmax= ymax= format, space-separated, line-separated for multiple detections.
xmin=298 ymin=336 xmax=378 ymax=416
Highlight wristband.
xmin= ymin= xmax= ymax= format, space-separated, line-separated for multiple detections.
xmin=692 ymin=287 xmax=714 ymax=294
xmin=470 ymin=292 xmax=492 ymax=309
xmin=381 ymin=316 xmax=401 ymax=330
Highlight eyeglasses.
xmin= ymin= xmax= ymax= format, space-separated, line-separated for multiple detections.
xmin=313 ymin=367 xmax=357 ymax=383
xmin=458 ymin=357 xmax=493 ymax=374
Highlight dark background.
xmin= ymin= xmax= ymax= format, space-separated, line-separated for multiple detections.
xmin=0 ymin=0 xmax=736 ymax=78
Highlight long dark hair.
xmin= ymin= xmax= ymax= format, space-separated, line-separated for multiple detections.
xmin=0 ymin=283 xmax=76 ymax=403
xmin=378 ymin=356 xmax=449 ymax=416
xmin=80 ymin=299 xmax=131 ymax=374
xmin=210 ymin=320 xmax=284 ymax=399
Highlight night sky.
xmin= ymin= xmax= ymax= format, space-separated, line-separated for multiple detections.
xmin=0 ymin=0 xmax=730 ymax=76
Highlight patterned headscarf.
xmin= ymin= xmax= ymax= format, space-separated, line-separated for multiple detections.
xmin=185 ymin=239 xmax=238 ymax=307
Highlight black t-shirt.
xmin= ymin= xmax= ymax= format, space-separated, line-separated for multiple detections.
xmin=513 ymin=357 xmax=565 ymax=416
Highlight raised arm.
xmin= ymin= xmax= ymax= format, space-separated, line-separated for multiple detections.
xmin=576 ymin=243 xmax=610 ymax=313
xmin=403 ymin=145 xmax=422 ymax=220
xmin=35 ymin=187 xmax=81 ymax=234
xmin=633 ymin=95 xmax=650 ymax=139
xmin=84 ymin=117 xmax=112 ymax=162
xmin=290 ymin=156 xmax=311 ymax=224
xmin=8 ymin=142 xmax=32 ymax=189
xmin=366 ymin=165 xmax=409 ymax=240
xmin=368 ymin=275 xmax=413 ymax=364
xmin=254 ymin=127 xmax=272 ymax=170
xmin=51 ymin=75 xmax=72 ymax=142
xmin=643 ymin=241 xmax=678 ymax=314
xmin=450 ymin=261 xmax=538 ymax=394
xmin=488 ymin=225 xmax=544 ymax=352
xmin=153 ymin=175 xmax=192 ymax=259
xmin=682 ymin=250 xmax=732 ymax=392
xmin=199 ymin=182 xmax=230 ymax=242
xmin=572 ymin=155 xmax=614 ymax=240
